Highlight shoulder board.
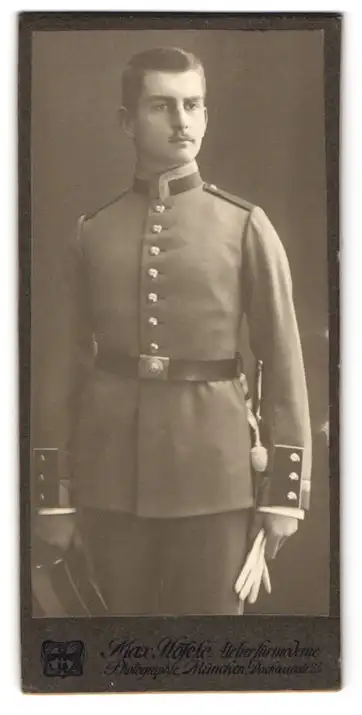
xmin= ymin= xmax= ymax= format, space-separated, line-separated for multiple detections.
xmin=203 ymin=183 xmax=254 ymax=211
xmin=83 ymin=188 xmax=131 ymax=222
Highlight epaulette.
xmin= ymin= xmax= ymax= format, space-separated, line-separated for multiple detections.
xmin=82 ymin=188 xmax=131 ymax=223
xmin=203 ymin=183 xmax=254 ymax=212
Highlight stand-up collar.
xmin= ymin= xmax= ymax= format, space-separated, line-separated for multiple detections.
xmin=133 ymin=161 xmax=203 ymax=200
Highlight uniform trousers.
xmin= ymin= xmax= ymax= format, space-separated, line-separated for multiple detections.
xmin=79 ymin=507 xmax=251 ymax=615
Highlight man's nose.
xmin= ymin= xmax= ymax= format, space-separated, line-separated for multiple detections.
xmin=171 ymin=103 xmax=189 ymax=131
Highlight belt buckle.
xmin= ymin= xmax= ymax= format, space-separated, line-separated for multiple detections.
xmin=138 ymin=354 xmax=170 ymax=380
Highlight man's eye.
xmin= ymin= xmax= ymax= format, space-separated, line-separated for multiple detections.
xmin=185 ymin=101 xmax=200 ymax=111
xmin=153 ymin=103 xmax=168 ymax=111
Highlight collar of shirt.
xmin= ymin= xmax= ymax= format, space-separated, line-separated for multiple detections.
xmin=132 ymin=161 xmax=203 ymax=201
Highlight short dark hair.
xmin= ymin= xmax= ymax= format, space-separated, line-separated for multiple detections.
xmin=122 ymin=47 xmax=206 ymax=113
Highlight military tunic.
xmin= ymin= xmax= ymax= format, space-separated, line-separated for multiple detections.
xmin=51 ymin=160 xmax=311 ymax=520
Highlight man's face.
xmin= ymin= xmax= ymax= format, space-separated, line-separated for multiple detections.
xmin=124 ymin=69 xmax=208 ymax=172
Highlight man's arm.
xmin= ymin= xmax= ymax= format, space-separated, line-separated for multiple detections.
xmin=242 ymin=207 xmax=312 ymax=554
xmin=33 ymin=215 xmax=94 ymax=547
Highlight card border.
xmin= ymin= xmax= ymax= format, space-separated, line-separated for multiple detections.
xmin=19 ymin=11 xmax=341 ymax=693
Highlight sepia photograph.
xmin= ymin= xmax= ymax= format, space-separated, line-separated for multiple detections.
xmin=19 ymin=12 xmax=340 ymax=693
xmin=29 ymin=26 xmax=330 ymax=619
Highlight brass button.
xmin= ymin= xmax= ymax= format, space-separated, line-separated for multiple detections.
xmin=289 ymin=472 xmax=299 ymax=481
xmin=287 ymin=491 xmax=298 ymax=501
xmin=40 ymin=494 xmax=45 ymax=501
xmin=150 ymin=342 xmax=159 ymax=353
xmin=148 ymin=268 xmax=159 ymax=279
xmin=154 ymin=205 xmax=165 ymax=213
xmin=148 ymin=293 xmax=158 ymax=303
xmin=290 ymin=452 xmax=301 ymax=462
xmin=152 ymin=224 xmax=162 ymax=234
xmin=149 ymin=246 xmax=160 ymax=256
xmin=40 ymin=454 xmax=45 ymax=461
xmin=148 ymin=358 xmax=164 ymax=375
xmin=148 ymin=317 xmax=158 ymax=326
xmin=39 ymin=473 xmax=44 ymax=481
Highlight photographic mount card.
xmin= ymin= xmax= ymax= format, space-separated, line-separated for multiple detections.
xmin=19 ymin=12 xmax=340 ymax=692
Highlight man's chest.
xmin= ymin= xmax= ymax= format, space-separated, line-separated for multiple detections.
xmin=83 ymin=202 xmax=244 ymax=307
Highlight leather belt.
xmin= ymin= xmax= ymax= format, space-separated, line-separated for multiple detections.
xmin=95 ymin=351 xmax=242 ymax=382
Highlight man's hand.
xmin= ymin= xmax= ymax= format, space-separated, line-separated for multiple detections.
xmin=33 ymin=511 xmax=77 ymax=552
xmin=263 ymin=513 xmax=298 ymax=559
xmin=248 ymin=511 xmax=298 ymax=560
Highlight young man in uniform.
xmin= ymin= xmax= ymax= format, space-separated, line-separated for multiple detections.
xmin=34 ymin=47 xmax=311 ymax=615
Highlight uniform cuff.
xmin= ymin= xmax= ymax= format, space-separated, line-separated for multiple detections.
xmin=32 ymin=448 xmax=74 ymax=510
xmin=256 ymin=445 xmax=311 ymax=510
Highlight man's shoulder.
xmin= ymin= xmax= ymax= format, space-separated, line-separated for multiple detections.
xmin=81 ymin=188 xmax=131 ymax=225
xmin=202 ymin=184 xmax=278 ymax=242
xmin=202 ymin=182 xmax=255 ymax=212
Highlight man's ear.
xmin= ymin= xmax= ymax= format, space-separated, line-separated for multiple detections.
xmin=203 ymin=106 xmax=208 ymax=134
xmin=118 ymin=105 xmax=135 ymax=139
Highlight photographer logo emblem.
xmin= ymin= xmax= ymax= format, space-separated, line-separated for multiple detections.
xmin=41 ymin=640 xmax=85 ymax=677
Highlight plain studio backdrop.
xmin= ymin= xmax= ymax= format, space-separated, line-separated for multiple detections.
xmin=30 ymin=28 xmax=329 ymax=616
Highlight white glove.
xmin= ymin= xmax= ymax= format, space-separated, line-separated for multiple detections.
xmin=234 ymin=529 xmax=271 ymax=605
